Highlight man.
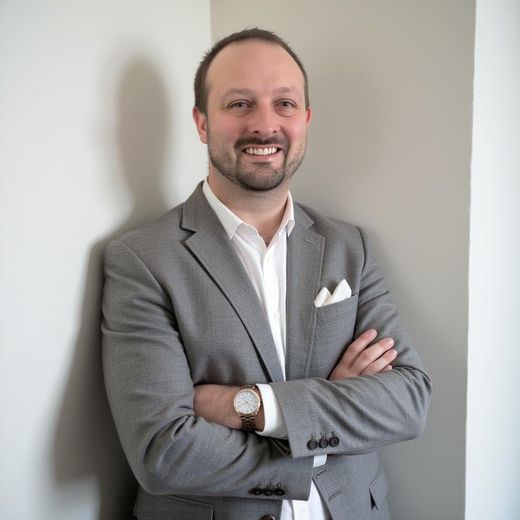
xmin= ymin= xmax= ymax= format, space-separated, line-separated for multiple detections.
xmin=102 ymin=28 xmax=431 ymax=520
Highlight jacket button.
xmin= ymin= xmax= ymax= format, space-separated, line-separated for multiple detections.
xmin=263 ymin=487 xmax=274 ymax=496
xmin=250 ymin=487 xmax=263 ymax=496
xmin=319 ymin=436 xmax=329 ymax=449
xmin=260 ymin=516 xmax=276 ymax=520
xmin=274 ymin=487 xmax=286 ymax=496
xmin=307 ymin=438 xmax=318 ymax=450
xmin=329 ymin=436 xmax=339 ymax=447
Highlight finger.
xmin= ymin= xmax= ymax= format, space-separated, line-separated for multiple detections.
xmin=340 ymin=329 xmax=378 ymax=367
xmin=329 ymin=352 xmax=394 ymax=381
xmin=362 ymin=348 xmax=398 ymax=375
xmin=350 ymin=337 xmax=395 ymax=374
xmin=329 ymin=336 xmax=393 ymax=380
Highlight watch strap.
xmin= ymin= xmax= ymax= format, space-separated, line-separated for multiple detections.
xmin=238 ymin=385 xmax=261 ymax=432
xmin=241 ymin=413 xmax=257 ymax=432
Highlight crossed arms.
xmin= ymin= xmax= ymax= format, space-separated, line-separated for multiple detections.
xmin=102 ymin=232 xmax=431 ymax=499
xmin=193 ymin=328 xmax=398 ymax=432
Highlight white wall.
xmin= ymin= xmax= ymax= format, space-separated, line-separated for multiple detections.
xmin=0 ymin=2 xmax=210 ymax=519
xmin=466 ymin=0 xmax=520 ymax=518
xmin=212 ymin=1 xmax=474 ymax=519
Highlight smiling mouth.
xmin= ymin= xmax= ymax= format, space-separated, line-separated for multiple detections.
xmin=243 ymin=146 xmax=280 ymax=156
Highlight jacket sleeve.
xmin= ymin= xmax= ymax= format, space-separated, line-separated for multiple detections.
xmin=101 ymin=239 xmax=313 ymax=498
xmin=269 ymin=227 xmax=432 ymax=459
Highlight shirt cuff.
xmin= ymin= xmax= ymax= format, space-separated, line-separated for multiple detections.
xmin=313 ymin=454 xmax=327 ymax=468
xmin=255 ymin=383 xmax=288 ymax=439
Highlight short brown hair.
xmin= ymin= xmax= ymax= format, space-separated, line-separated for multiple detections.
xmin=194 ymin=28 xmax=309 ymax=114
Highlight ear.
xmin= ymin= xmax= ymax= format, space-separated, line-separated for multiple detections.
xmin=192 ymin=106 xmax=208 ymax=144
xmin=305 ymin=106 xmax=312 ymax=127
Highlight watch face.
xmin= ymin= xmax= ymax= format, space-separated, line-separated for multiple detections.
xmin=234 ymin=389 xmax=259 ymax=414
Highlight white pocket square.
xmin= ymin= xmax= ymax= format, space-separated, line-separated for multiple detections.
xmin=314 ymin=279 xmax=352 ymax=307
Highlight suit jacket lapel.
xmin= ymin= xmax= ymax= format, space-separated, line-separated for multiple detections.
xmin=182 ymin=184 xmax=285 ymax=383
xmin=285 ymin=205 xmax=325 ymax=381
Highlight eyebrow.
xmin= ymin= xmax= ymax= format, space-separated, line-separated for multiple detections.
xmin=221 ymin=86 xmax=302 ymax=99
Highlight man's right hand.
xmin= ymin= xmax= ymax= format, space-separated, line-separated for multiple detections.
xmin=328 ymin=329 xmax=397 ymax=381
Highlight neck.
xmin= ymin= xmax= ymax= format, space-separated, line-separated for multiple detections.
xmin=207 ymin=173 xmax=289 ymax=244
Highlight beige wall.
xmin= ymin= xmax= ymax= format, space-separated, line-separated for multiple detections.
xmin=0 ymin=1 xmax=210 ymax=518
xmin=212 ymin=1 xmax=475 ymax=518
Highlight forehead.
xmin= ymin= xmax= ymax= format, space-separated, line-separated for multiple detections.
xmin=206 ymin=40 xmax=305 ymax=101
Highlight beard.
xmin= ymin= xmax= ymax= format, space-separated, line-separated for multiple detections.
xmin=207 ymin=133 xmax=306 ymax=192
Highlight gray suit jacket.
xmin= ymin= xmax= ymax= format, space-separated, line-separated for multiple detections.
xmin=102 ymin=183 xmax=431 ymax=520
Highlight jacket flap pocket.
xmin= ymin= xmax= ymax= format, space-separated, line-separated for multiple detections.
xmin=369 ymin=466 xmax=389 ymax=510
xmin=134 ymin=491 xmax=214 ymax=520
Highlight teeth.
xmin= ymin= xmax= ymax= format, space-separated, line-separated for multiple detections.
xmin=245 ymin=147 xmax=278 ymax=156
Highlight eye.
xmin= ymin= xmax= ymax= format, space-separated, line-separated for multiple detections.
xmin=277 ymin=99 xmax=298 ymax=113
xmin=228 ymin=100 xmax=251 ymax=110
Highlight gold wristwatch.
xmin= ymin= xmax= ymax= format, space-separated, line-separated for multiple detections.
xmin=233 ymin=385 xmax=262 ymax=432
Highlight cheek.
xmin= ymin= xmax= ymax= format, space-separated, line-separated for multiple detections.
xmin=286 ymin=123 xmax=308 ymax=148
xmin=209 ymin=114 xmax=243 ymax=140
xmin=224 ymin=125 xmax=242 ymax=142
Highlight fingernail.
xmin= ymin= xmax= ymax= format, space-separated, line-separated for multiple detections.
xmin=384 ymin=338 xmax=394 ymax=347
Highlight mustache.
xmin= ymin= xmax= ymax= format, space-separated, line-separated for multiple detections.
xmin=235 ymin=136 xmax=287 ymax=149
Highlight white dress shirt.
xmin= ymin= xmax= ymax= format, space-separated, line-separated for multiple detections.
xmin=202 ymin=180 xmax=329 ymax=520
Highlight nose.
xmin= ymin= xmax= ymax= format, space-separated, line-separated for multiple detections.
xmin=246 ymin=104 xmax=279 ymax=137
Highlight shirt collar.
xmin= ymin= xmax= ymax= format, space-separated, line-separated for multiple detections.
xmin=202 ymin=179 xmax=295 ymax=240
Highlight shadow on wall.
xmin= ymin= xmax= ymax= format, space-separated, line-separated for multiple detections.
xmin=53 ymin=57 xmax=172 ymax=520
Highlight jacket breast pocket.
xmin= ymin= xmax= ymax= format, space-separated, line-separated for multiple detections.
xmin=310 ymin=293 xmax=359 ymax=377
xmin=315 ymin=292 xmax=359 ymax=324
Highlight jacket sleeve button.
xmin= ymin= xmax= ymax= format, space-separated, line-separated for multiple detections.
xmin=262 ymin=487 xmax=274 ymax=496
xmin=319 ymin=436 xmax=329 ymax=449
xmin=274 ymin=487 xmax=286 ymax=496
xmin=260 ymin=515 xmax=276 ymax=520
xmin=329 ymin=436 xmax=340 ymax=447
xmin=307 ymin=438 xmax=318 ymax=450
xmin=250 ymin=487 xmax=263 ymax=496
